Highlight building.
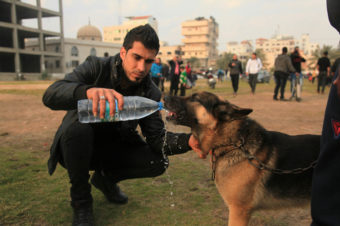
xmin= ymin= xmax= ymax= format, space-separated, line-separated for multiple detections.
xmin=226 ymin=40 xmax=253 ymax=61
xmin=255 ymin=34 xmax=319 ymax=69
xmin=77 ymin=22 xmax=102 ymax=41
xmin=157 ymin=42 xmax=183 ymax=64
xmin=26 ymin=24 xmax=120 ymax=75
xmin=103 ymin=15 xmax=158 ymax=44
xmin=0 ymin=0 xmax=64 ymax=80
xmin=181 ymin=16 xmax=219 ymax=68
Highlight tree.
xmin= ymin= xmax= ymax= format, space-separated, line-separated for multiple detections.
xmin=187 ymin=57 xmax=201 ymax=69
xmin=254 ymin=49 xmax=269 ymax=69
xmin=216 ymin=52 xmax=234 ymax=70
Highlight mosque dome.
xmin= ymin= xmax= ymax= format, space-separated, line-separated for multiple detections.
xmin=77 ymin=23 xmax=102 ymax=41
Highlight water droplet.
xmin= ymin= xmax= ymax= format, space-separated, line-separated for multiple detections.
xmin=170 ymin=203 xmax=175 ymax=207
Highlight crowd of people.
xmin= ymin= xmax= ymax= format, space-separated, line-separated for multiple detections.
xmin=149 ymin=48 xmax=339 ymax=103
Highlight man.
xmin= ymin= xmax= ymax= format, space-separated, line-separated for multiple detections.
xmin=316 ymin=51 xmax=331 ymax=94
xmin=168 ymin=55 xmax=183 ymax=96
xmin=246 ymin=52 xmax=262 ymax=94
xmin=311 ymin=0 xmax=340 ymax=225
xmin=228 ymin=54 xmax=243 ymax=96
xmin=43 ymin=25 xmax=201 ymax=226
xmin=273 ymin=47 xmax=297 ymax=101
xmin=290 ymin=46 xmax=306 ymax=99
xmin=150 ymin=57 xmax=162 ymax=88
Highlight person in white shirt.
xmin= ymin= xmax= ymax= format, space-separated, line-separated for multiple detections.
xmin=246 ymin=52 xmax=263 ymax=94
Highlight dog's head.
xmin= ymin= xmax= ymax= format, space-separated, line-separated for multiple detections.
xmin=164 ymin=92 xmax=252 ymax=152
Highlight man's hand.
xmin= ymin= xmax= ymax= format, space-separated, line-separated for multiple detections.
xmin=188 ymin=135 xmax=207 ymax=159
xmin=86 ymin=88 xmax=124 ymax=119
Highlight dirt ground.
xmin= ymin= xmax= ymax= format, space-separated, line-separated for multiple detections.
xmin=0 ymin=82 xmax=329 ymax=225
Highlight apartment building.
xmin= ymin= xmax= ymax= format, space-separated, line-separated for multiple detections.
xmin=181 ymin=16 xmax=219 ymax=68
xmin=103 ymin=15 xmax=158 ymax=44
xmin=256 ymin=34 xmax=319 ymax=69
xmin=0 ymin=0 xmax=64 ymax=80
xmin=226 ymin=40 xmax=253 ymax=61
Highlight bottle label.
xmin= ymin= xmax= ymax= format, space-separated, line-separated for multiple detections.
xmin=103 ymin=99 xmax=119 ymax=122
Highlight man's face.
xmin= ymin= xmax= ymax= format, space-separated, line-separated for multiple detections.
xmin=120 ymin=41 xmax=157 ymax=83
xmin=251 ymin=54 xmax=256 ymax=59
xmin=233 ymin=54 xmax=237 ymax=60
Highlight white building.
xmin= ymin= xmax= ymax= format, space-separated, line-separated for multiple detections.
xmin=226 ymin=40 xmax=253 ymax=61
xmin=26 ymin=24 xmax=120 ymax=75
xmin=103 ymin=16 xmax=158 ymax=44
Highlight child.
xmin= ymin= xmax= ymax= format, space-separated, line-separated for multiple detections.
xmin=179 ymin=66 xmax=188 ymax=96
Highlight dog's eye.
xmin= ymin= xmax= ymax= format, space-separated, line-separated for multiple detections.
xmin=193 ymin=118 xmax=199 ymax=124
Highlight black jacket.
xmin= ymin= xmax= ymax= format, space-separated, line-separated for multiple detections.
xmin=228 ymin=60 xmax=243 ymax=75
xmin=43 ymin=54 xmax=191 ymax=175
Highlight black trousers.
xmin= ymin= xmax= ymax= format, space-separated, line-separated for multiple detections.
xmin=317 ymin=71 xmax=327 ymax=93
xmin=180 ymin=83 xmax=186 ymax=96
xmin=60 ymin=122 xmax=166 ymax=202
xmin=170 ymin=75 xmax=179 ymax=96
xmin=273 ymin=71 xmax=289 ymax=99
xmin=230 ymin=74 xmax=239 ymax=93
xmin=248 ymin=73 xmax=258 ymax=93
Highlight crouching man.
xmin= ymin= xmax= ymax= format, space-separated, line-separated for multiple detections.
xmin=43 ymin=24 xmax=201 ymax=226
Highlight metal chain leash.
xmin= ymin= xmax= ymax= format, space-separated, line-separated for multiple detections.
xmin=211 ymin=137 xmax=318 ymax=180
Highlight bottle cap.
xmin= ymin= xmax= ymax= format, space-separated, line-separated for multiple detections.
xmin=158 ymin=102 xmax=163 ymax=110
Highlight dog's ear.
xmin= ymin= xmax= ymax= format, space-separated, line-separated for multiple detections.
xmin=214 ymin=103 xmax=252 ymax=121
xmin=231 ymin=104 xmax=253 ymax=119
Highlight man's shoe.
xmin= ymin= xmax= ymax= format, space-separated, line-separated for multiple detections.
xmin=91 ymin=171 xmax=128 ymax=204
xmin=72 ymin=203 xmax=94 ymax=226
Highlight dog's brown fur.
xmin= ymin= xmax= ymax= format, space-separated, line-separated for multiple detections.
xmin=164 ymin=92 xmax=320 ymax=226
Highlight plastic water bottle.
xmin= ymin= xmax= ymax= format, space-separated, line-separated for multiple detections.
xmin=78 ymin=96 xmax=164 ymax=123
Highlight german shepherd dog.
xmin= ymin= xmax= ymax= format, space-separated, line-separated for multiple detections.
xmin=164 ymin=92 xmax=320 ymax=226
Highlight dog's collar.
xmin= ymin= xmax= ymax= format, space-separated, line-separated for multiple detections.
xmin=211 ymin=137 xmax=246 ymax=180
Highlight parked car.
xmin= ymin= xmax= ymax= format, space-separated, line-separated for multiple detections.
xmin=239 ymin=70 xmax=271 ymax=83
xmin=257 ymin=70 xmax=271 ymax=83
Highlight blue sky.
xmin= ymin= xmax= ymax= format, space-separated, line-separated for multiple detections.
xmin=27 ymin=0 xmax=339 ymax=52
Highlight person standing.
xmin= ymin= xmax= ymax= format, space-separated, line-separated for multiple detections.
xmin=273 ymin=47 xmax=297 ymax=101
xmin=316 ymin=51 xmax=331 ymax=94
xmin=228 ymin=54 xmax=243 ymax=96
xmin=160 ymin=62 xmax=169 ymax=92
xmin=246 ymin=52 xmax=262 ymax=94
xmin=42 ymin=25 xmax=202 ymax=226
xmin=179 ymin=66 xmax=188 ymax=96
xmin=290 ymin=46 xmax=306 ymax=98
xmin=311 ymin=0 xmax=340 ymax=225
xmin=150 ymin=57 xmax=162 ymax=88
xmin=168 ymin=56 xmax=183 ymax=96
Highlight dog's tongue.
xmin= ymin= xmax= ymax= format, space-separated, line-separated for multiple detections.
xmin=165 ymin=111 xmax=177 ymax=120
xmin=168 ymin=112 xmax=177 ymax=118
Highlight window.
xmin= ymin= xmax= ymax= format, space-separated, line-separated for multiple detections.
xmin=90 ymin=48 xmax=96 ymax=56
xmin=71 ymin=60 xmax=79 ymax=67
xmin=55 ymin=46 xmax=59 ymax=52
xmin=55 ymin=60 xmax=60 ymax=68
xmin=71 ymin=46 xmax=78 ymax=56
xmin=114 ymin=37 xmax=121 ymax=41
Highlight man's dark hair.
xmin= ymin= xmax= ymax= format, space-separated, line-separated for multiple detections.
xmin=123 ymin=24 xmax=160 ymax=53
xmin=282 ymin=47 xmax=288 ymax=53
xmin=324 ymin=51 xmax=328 ymax=56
